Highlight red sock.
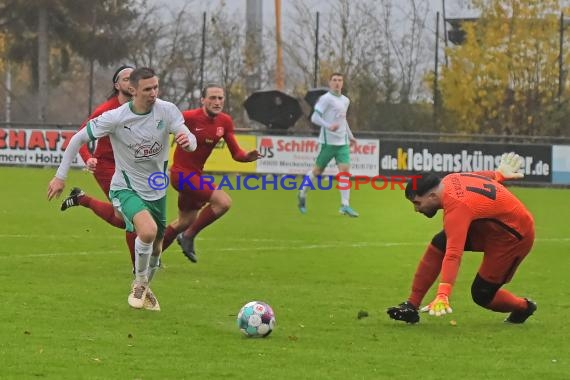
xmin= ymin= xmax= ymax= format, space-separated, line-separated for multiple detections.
xmin=162 ymin=225 xmax=178 ymax=252
xmin=486 ymin=289 xmax=528 ymax=312
xmin=125 ymin=231 xmax=137 ymax=268
xmin=80 ymin=195 xmax=125 ymax=229
xmin=183 ymin=205 xmax=224 ymax=238
xmin=408 ymin=244 xmax=444 ymax=308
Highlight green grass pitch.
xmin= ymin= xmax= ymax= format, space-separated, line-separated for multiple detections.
xmin=1 ymin=166 xmax=569 ymax=379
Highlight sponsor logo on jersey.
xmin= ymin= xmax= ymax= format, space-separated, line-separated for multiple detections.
xmin=135 ymin=141 xmax=163 ymax=160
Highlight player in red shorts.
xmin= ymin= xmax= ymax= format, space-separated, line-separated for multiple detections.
xmin=59 ymin=65 xmax=139 ymax=267
xmin=387 ymin=152 xmax=537 ymax=324
xmin=161 ymin=84 xmax=262 ymax=262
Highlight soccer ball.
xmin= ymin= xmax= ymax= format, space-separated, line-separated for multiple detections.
xmin=237 ymin=301 xmax=276 ymax=337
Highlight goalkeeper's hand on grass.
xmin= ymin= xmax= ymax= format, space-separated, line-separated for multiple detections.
xmin=497 ymin=152 xmax=524 ymax=180
xmin=420 ymin=283 xmax=453 ymax=317
xmin=387 ymin=301 xmax=420 ymax=324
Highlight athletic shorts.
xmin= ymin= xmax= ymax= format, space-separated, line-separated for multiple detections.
xmin=465 ymin=219 xmax=535 ymax=285
xmin=315 ymin=144 xmax=350 ymax=169
xmin=109 ymin=189 xmax=166 ymax=239
xmin=170 ymin=168 xmax=216 ymax=212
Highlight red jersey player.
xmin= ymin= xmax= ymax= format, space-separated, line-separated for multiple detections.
xmin=161 ymin=84 xmax=262 ymax=262
xmin=60 ymin=65 xmax=133 ymax=229
xmin=387 ymin=152 xmax=537 ymax=324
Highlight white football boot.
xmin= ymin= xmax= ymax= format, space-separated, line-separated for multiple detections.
xmin=143 ymin=288 xmax=161 ymax=311
xmin=128 ymin=281 xmax=148 ymax=309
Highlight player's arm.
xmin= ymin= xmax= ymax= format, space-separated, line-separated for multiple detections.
xmin=343 ymin=99 xmax=356 ymax=144
xmin=47 ymin=127 xmax=93 ymax=200
xmin=169 ymin=107 xmax=197 ymax=152
xmin=386 ymin=241 xmax=445 ymax=324
xmin=310 ymin=110 xmax=333 ymax=129
xmin=421 ymin=201 xmax=472 ymax=316
xmin=470 ymin=171 xmax=499 ymax=180
xmin=473 ymin=152 xmax=524 ymax=183
xmin=224 ymin=127 xmax=262 ymax=162
xmin=48 ymin=110 xmax=117 ymax=200
xmin=346 ymin=124 xmax=355 ymax=139
xmin=77 ymin=119 xmax=93 ymax=164
xmin=311 ymin=97 xmax=338 ymax=131
xmin=440 ymin=203 xmax=472 ymax=285
xmin=346 ymin=123 xmax=357 ymax=146
xmin=77 ymin=103 xmax=110 ymax=168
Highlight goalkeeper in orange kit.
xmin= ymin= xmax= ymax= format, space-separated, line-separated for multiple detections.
xmin=387 ymin=152 xmax=537 ymax=324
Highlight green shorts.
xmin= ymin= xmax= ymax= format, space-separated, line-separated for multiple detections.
xmin=109 ymin=189 xmax=167 ymax=239
xmin=315 ymin=144 xmax=350 ymax=169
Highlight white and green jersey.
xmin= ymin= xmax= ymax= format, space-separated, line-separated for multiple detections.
xmin=85 ymin=99 xmax=188 ymax=200
xmin=311 ymin=91 xmax=351 ymax=146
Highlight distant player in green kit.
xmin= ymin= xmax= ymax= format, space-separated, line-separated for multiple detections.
xmin=297 ymin=72 xmax=359 ymax=217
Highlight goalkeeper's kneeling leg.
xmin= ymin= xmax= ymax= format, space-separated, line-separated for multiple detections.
xmin=471 ymin=274 xmax=501 ymax=308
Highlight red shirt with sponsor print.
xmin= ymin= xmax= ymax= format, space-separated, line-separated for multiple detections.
xmin=78 ymin=96 xmax=122 ymax=166
xmin=171 ymin=108 xmax=248 ymax=174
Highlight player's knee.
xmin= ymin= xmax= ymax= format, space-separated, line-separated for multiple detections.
xmin=137 ymin=224 xmax=158 ymax=243
xmin=223 ymin=194 xmax=232 ymax=210
xmin=213 ymin=191 xmax=232 ymax=212
xmin=471 ymin=274 xmax=501 ymax=307
xmin=430 ymin=231 xmax=446 ymax=252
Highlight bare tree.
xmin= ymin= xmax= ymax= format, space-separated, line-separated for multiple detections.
xmin=375 ymin=1 xmax=398 ymax=102
xmin=282 ymin=0 xmax=319 ymax=87
xmin=205 ymin=3 xmax=248 ymax=117
xmin=37 ymin=2 xmax=48 ymax=121
xmin=383 ymin=0 xmax=430 ymax=103
xmin=128 ymin=2 xmax=202 ymax=107
xmin=285 ymin=0 xmax=387 ymax=128
xmin=283 ymin=0 xmax=433 ymax=130
xmin=284 ymin=0 xmax=378 ymax=87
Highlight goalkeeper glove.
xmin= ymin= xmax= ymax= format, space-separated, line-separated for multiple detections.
xmin=420 ymin=283 xmax=453 ymax=317
xmin=387 ymin=301 xmax=420 ymax=324
xmin=497 ymin=152 xmax=524 ymax=180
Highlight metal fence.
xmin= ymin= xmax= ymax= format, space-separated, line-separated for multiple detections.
xmin=2 ymin=121 xmax=569 ymax=145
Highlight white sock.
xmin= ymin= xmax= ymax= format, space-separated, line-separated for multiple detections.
xmin=148 ymin=254 xmax=161 ymax=283
xmin=300 ymin=170 xmax=317 ymax=197
xmin=134 ymin=237 xmax=153 ymax=283
xmin=338 ymin=173 xmax=350 ymax=206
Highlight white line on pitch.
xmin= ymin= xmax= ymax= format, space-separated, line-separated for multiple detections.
xmin=0 ymin=251 xmax=117 ymax=259
xmin=2 ymin=237 xmax=569 ymax=259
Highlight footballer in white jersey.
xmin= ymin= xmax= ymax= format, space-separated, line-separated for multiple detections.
xmin=313 ymin=91 xmax=351 ymax=146
xmin=86 ymin=99 xmax=190 ymax=201
xmin=299 ymin=72 xmax=359 ymax=217
xmin=48 ymin=67 xmax=197 ymax=310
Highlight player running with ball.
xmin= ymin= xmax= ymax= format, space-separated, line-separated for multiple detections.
xmin=47 ymin=67 xmax=197 ymax=310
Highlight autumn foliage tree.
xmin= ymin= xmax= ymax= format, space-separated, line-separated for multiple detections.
xmin=439 ymin=0 xmax=570 ymax=136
